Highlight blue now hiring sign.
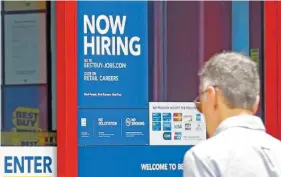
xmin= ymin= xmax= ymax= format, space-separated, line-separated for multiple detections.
xmin=77 ymin=1 xmax=149 ymax=109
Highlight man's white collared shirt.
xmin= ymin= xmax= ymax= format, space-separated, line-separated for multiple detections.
xmin=183 ymin=115 xmax=281 ymax=177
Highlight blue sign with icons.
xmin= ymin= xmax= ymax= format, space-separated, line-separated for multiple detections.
xmin=74 ymin=2 xmax=197 ymax=177
xmin=79 ymin=146 xmax=192 ymax=177
xmin=77 ymin=1 xmax=148 ymax=109
xmin=78 ymin=109 xmax=149 ymax=145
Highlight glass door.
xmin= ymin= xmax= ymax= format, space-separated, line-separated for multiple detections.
xmin=152 ymin=1 xmax=264 ymax=117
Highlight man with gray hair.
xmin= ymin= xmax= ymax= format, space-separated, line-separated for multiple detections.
xmin=184 ymin=52 xmax=281 ymax=177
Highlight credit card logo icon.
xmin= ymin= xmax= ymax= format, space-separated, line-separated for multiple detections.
xmin=173 ymin=113 xmax=182 ymax=121
xmin=174 ymin=123 xmax=182 ymax=129
xmin=185 ymin=123 xmax=191 ymax=130
xmin=174 ymin=132 xmax=182 ymax=140
xmin=196 ymin=114 xmax=201 ymax=121
xmin=163 ymin=113 xmax=172 ymax=121
xmin=195 ymin=123 xmax=204 ymax=131
xmin=163 ymin=121 xmax=172 ymax=131
xmin=152 ymin=113 xmax=161 ymax=121
xmin=183 ymin=115 xmax=192 ymax=122
xmin=152 ymin=121 xmax=161 ymax=131
xmin=163 ymin=132 xmax=172 ymax=140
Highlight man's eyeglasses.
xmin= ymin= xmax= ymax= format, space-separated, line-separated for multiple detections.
xmin=194 ymin=89 xmax=209 ymax=113
xmin=194 ymin=86 xmax=219 ymax=113
xmin=194 ymin=96 xmax=202 ymax=113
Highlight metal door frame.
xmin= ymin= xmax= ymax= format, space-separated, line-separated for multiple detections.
xmin=265 ymin=1 xmax=279 ymax=138
xmin=56 ymin=1 xmax=78 ymax=177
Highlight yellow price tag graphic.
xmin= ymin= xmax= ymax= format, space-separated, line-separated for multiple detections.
xmin=2 ymin=132 xmax=57 ymax=146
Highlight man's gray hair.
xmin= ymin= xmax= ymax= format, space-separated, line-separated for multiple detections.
xmin=199 ymin=52 xmax=260 ymax=109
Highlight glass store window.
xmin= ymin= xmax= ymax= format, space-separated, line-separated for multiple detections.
xmin=1 ymin=1 xmax=56 ymax=146
xmin=150 ymin=1 xmax=264 ymax=117
xmin=0 ymin=1 xmax=264 ymax=146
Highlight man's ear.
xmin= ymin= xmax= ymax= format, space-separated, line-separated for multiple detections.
xmin=204 ymin=86 xmax=217 ymax=103
xmin=252 ymin=95 xmax=260 ymax=115
xmin=206 ymin=86 xmax=216 ymax=97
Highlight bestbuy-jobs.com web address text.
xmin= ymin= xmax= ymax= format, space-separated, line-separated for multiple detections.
xmin=141 ymin=163 xmax=184 ymax=171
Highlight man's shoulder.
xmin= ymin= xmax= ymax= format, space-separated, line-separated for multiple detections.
xmin=262 ymin=132 xmax=281 ymax=150
xmin=183 ymin=138 xmax=224 ymax=176
xmin=184 ymin=130 xmax=281 ymax=165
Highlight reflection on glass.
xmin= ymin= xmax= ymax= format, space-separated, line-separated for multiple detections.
xmin=1 ymin=1 xmax=56 ymax=146
xmin=4 ymin=13 xmax=47 ymax=85
xmin=150 ymin=1 xmax=263 ymax=117
xmin=0 ymin=1 xmax=264 ymax=146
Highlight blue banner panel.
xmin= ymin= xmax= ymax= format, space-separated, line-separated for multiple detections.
xmin=232 ymin=1 xmax=249 ymax=55
xmin=3 ymin=86 xmax=48 ymax=132
xmin=79 ymin=146 xmax=192 ymax=177
xmin=78 ymin=109 xmax=149 ymax=145
xmin=77 ymin=1 xmax=148 ymax=109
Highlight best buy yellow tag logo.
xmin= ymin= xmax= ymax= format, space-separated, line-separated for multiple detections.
xmin=12 ymin=107 xmax=39 ymax=131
